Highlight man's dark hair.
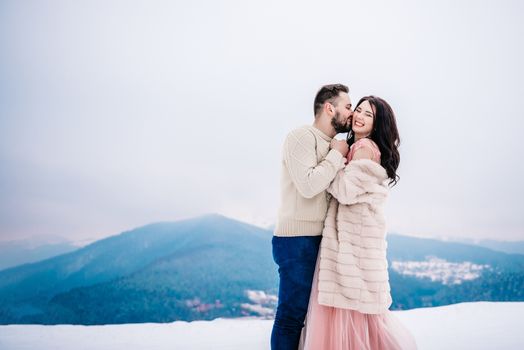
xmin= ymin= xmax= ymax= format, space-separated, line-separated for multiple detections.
xmin=313 ymin=84 xmax=349 ymax=117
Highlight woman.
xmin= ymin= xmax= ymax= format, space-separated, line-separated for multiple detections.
xmin=300 ymin=96 xmax=418 ymax=350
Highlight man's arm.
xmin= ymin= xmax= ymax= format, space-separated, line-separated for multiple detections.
xmin=284 ymin=130 xmax=346 ymax=199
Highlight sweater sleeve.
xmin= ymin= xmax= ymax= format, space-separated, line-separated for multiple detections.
xmin=283 ymin=129 xmax=345 ymax=199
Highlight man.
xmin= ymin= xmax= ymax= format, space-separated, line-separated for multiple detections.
xmin=271 ymin=84 xmax=353 ymax=350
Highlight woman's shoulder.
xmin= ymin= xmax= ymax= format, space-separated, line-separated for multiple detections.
xmin=354 ymin=137 xmax=378 ymax=150
xmin=351 ymin=138 xmax=381 ymax=162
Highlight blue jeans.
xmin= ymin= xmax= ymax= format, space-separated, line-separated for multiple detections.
xmin=271 ymin=235 xmax=321 ymax=350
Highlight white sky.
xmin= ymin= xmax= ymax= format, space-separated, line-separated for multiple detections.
xmin=1 ymin=0 xmax=523 ymax=243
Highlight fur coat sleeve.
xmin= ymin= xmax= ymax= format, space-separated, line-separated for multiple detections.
xmin=327 ymin=159 xmax=389 ymax=205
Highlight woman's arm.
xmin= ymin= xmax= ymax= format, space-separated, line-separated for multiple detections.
xmin=327 ymin=155 xmax=380 ymax=205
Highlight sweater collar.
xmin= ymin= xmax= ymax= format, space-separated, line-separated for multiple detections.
xmin=309 ymin=125 xmax=333 ymax=142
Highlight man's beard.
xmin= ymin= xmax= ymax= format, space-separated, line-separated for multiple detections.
xmin=331 ymin=111 xmax=351 ymax=133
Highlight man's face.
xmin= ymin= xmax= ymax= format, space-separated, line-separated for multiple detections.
xmin=330 ymin=92 xmax=353 ymax=133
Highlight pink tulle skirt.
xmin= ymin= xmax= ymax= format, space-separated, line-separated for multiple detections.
xmin=300 ymin=258 xmax=418 ymax=350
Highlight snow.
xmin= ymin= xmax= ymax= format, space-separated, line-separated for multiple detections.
xmin=1 ymin=302 xmax=522 ymax=350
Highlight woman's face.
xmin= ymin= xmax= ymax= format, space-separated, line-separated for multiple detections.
xmin=352 ymin=100 xmax=375 ymax=137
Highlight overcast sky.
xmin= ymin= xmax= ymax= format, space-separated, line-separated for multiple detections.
xmin=1 ymin=0 xmax=523 ymax=244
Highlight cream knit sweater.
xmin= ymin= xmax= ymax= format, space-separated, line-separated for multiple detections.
xmin=317 ymin=159 xmax=392 ymax=314
xmin=274 ymin=125 xmax=345 ymax=237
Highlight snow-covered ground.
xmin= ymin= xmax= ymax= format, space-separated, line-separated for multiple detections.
xmin=1 ymin=302 xmax=522 ymax=350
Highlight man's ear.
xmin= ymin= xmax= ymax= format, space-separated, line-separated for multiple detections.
xmin=325 ymin=102 xmax=334 ymax=115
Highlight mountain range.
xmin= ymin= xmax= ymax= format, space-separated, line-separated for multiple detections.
xmin=0 ymin=238 xmax=79 ymax=271
xmin=1 ymin=214 xmax=523 ymax=325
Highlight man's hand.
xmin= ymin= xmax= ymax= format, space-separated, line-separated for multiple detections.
xmin=330 ymin=139 xmax=349 ymax=157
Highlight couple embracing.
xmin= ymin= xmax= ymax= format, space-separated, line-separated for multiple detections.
xmin=271 ymin=84 xmax=418 ymax=350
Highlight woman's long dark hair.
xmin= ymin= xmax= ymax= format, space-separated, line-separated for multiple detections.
xmin=347 ymin=96 xmax=400 ymax=186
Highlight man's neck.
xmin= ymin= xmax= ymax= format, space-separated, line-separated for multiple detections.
xmin=313 ymin=116 xmax=336 ymax=138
